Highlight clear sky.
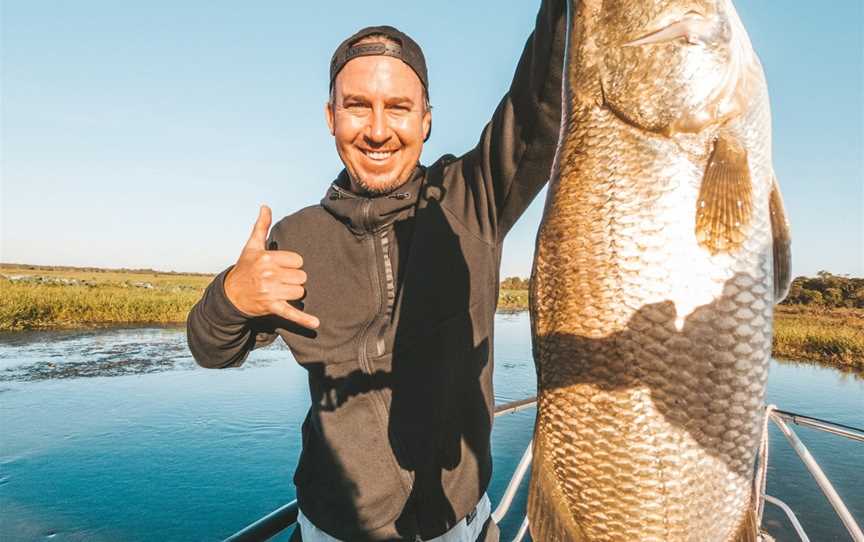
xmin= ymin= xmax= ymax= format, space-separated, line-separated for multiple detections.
xmin=2 ymin=1 xmax=862 ymax=278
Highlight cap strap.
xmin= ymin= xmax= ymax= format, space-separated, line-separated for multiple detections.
xmin=332 ymin=42 xmax=404 ymax=77
xmin=346 ymin=42 xmax=402 ymax=61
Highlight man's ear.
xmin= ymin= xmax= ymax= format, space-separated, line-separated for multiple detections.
xmin=324 ymin=101 xmax=335 ymax=136
xmin=422 ymin=109 xmax=432 ymax=142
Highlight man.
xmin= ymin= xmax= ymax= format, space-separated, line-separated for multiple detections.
xmin=187 ymin=1 xmax=565 ymax=540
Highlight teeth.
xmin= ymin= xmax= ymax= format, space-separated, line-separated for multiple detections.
xmin=364 ymin=150 xmax=394 ymax=160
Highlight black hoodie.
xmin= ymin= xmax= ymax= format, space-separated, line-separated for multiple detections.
xmin=187 ymin=1 xmax=566 ymax=539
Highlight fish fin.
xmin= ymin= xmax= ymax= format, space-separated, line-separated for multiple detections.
xmin=695 ymin=134 xmax=753 ymax=255
xmin=731 ymin=502 xmax=760 ymax=542
xmin=527 ymin=440 xmax=587 ymax=542
xmin=769 ymin=175 xmax=792 ymax=302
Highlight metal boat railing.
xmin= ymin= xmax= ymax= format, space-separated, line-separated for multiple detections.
xmin=768 ymin=409 xmax=864 ymax=541
xmin=226 ymin=399 xmax=863 ymax=542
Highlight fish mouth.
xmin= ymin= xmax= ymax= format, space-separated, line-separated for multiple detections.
xmin=598 ymin=1 xmax=756 ymax=136
xmin=624 ymin=11 xmax=724 ymax=48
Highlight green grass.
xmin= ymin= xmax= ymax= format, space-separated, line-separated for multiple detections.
xmin=0 ymin=265 xmax=211 ymax=330
xmin=772 ymin=305 xmax=864 ymax=370
xmin=498 ymin=288 xmax=529 ymax=311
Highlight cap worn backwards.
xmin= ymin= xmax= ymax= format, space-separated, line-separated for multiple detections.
xmin=329 ymin=25 xmax=429 ymax=96
xmin=329 ymin=26 xmax=431 ymax=142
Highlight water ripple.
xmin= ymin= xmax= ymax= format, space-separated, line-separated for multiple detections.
xmin=0 ymin=326 xmax=289 ymax=382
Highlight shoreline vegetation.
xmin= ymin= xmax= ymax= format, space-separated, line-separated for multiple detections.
xmin=2 ymin=264 xmax=862 ymax=372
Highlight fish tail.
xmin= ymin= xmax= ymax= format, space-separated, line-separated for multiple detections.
xmin=527 ymin=440 xmax=587 ymax=542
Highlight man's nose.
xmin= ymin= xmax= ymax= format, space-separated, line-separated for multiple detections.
xmin=366 ymin=106 xmax=389 ymax=143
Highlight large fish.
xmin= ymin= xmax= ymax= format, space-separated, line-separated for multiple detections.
xmin=528 ymin=0 xmax=792 ymax=540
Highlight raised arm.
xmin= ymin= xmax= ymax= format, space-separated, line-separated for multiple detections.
xmin=445 ymin=0 xmax=567 ymax=240
xmin=186 ymin=205 xmax=317 ymax=369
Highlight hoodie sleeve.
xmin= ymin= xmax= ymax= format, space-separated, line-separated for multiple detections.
xmin=186 ymin=265 xmax=279 ymax=369
xmin=441 ymin=0 xmax=566 ymax=241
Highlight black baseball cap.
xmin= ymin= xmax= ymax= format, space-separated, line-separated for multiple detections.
xmin=329 ymin=25 xmax=429 ymax=98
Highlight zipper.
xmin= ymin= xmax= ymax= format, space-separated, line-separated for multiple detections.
xmin=328 ymin=183 xmax=353 ymax=200
xmin=380 ymin=230 xmax=396 ymax=316
xmin=357 ymin=199 xmax=378 ymax=374
xmin=355 ymin=212 xmax=415 ymax=497
xmin=357 ymin=224 xmax=396 ymax=368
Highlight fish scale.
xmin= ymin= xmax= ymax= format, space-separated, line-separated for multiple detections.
xmin=528 ymin=0 xmax=789 ymax=539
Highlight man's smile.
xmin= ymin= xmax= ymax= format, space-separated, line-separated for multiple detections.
xmin=359 ymin=148 xmax=398 ymax=162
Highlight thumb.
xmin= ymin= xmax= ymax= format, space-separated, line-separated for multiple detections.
xmin=245 ymin=204 xmax=272 ymax=250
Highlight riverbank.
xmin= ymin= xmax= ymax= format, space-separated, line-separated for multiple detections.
xmin=0 ymin=264 xmax=208 ymax=331
xmin=772 ymin=305 xmax=864 ymax=370
xmin=2 ymin=265 xmax=862 ymax=370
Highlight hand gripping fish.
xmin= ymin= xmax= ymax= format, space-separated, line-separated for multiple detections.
xmin=528 ymin=0 xmax=792 ymax=540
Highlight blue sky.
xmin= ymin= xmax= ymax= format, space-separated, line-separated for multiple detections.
xmin=2 ymin=1 xmax=862 ymax=278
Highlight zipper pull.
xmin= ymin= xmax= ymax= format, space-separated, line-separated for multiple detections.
xmin=329 ymin=183 xmax=352 ymax=200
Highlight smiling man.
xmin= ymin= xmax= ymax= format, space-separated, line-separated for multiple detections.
xmin=187 ymin=2 xmax=566 ymax=540
xmin=326 ymin=27 xmax=433 ymax=197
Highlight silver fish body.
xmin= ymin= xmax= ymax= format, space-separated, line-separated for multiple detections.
xmin=528 ymin=0 xmax=791 ymax=540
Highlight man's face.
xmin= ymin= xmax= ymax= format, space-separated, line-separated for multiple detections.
xmin=325 ymin=55 xmax=431 ymax=195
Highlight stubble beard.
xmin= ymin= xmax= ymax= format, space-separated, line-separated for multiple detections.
xmin=350 ymin=170 xmax=411 ymax=196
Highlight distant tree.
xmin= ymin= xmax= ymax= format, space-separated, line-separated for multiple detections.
xmin=801 ymin=277 xmax=825 ymax=294
xmin=501 ymin=277 xmax=518 ymax=289
xmin=824 ymin=287 xmax=844 ymax=307
xmin=776 ymin=273 xmax=864 ymax=307
xmin=799 ymin=289 xmax=824 ymax=306
xmin=841 ymin=278 xmax=864 ymax=302
xmin=501 ymin=276 xmax=530 ymax=290
xmin=853 ymin=287 xmax=864 ymax=309
xmin=781 ymin=277 xmax=809 ymax=305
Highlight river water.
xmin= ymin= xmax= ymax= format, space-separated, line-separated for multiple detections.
xmin=0 ymin=312 xmax=861 ymax=541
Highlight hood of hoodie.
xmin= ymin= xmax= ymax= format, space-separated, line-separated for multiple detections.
xmin=321 ymin=167 xmax=425 ymax=235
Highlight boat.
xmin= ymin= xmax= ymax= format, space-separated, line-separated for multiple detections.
xmin=225 ymin=399 xmax=864 ymax=542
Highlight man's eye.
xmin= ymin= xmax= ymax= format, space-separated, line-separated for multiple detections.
xmin=345 ymin=103 xmax=368 ymax=110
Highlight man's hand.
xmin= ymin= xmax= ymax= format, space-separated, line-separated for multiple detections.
xmin=224 ymin=205 xmax=320 ymax=330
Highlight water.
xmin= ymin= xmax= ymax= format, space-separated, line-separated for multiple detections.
xmin=0 ymin=313 xmax=861 ymax=541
